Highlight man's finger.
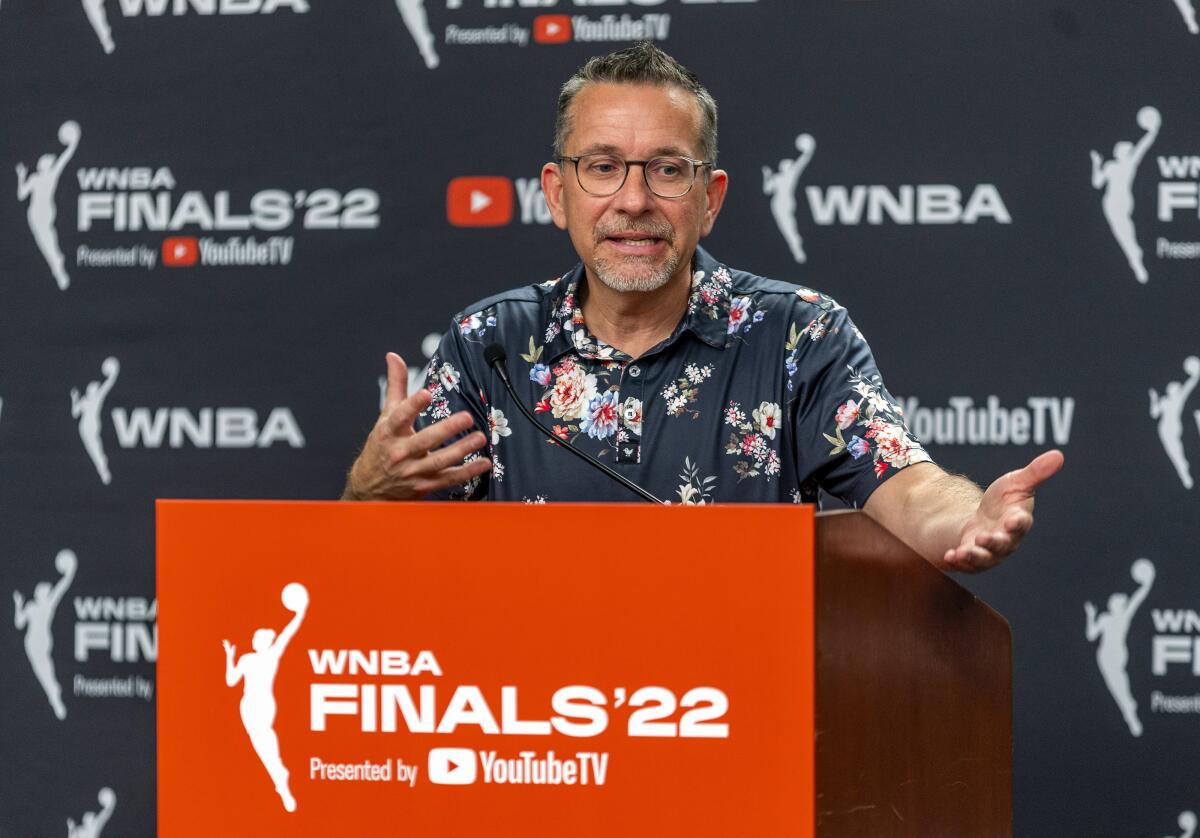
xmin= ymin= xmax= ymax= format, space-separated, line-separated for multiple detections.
xmin=974 ymin=530 xmax=1013 ymax=555
xmin=385 ymin=389 xmax=432 ymax=437
xmin=406 ymin=410 xmax=482 ymax=454
xmin=1003 ymin=509 xmax=1033 ymax=535
xmin=382 ymin=352 xmax=409 ymax=416
xmin=1012 ymin=449 xmax=1065 ymax=492
xmin=412 ymin=431 xmax=488 ymax=475
xmin=945 ymin=543 xmax=995 ymax=571
xmin=413 ymin=456 xmax=494 ymax=495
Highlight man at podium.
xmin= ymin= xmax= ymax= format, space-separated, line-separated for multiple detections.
xmin=342 ymin=43 xmax=1062 ymax=575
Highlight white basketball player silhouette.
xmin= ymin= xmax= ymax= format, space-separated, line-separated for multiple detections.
xmin=1090 ymin=107 xmax=1160 ymax=283
xmin=72 ymin=357 xmax=119 ymax=485
xmin=763 ymin=133 xmax=815 ymax=264
xmin=1173 ymin=0 xmax=1200 ymax=33
xmin=1168 ymin=811 xmax=1199 ymax=838
xmin=13 ymin=549 xmax=76 ymax=720
xmin=396 ymin=0 xmax=438 ymax=69
xmin=67 ymin=787 xmax=116 ymax=838
xmin=1150 ymin=355 xmax=1200 ymax=489
xmin=16 ymin=120 xmax=80 ymax=291
xmin=1085 ymin=558 xmax=1155 ymax=737
xmin=223 ymin=582 xmax=308 ymax=813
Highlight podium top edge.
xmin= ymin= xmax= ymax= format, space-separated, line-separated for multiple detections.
xmin=154 ymin=499 xmax=819 ymax=510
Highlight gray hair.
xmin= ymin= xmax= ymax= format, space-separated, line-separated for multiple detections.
xmin=553 ymin=42 xmax=718 ymax=165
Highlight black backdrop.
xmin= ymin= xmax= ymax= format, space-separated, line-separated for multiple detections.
xmin=2 ymin=1 xmax=1198 ymax=834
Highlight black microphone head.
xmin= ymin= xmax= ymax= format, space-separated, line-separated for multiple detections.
xmin=483 ymin=343 xmax=507 ymax=367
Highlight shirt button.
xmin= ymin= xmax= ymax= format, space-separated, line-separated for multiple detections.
xmin=628 ymin=365 xmax=641 ymax=378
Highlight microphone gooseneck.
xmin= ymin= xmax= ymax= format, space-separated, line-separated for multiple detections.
xmin=483 ymin=343 xmax=665 ymax=504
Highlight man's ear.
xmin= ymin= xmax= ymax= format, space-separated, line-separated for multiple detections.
xmin=541 ymin=161 xmax=568 ymax=231
xmin=700 ymin=168 xmax=729 ymax=237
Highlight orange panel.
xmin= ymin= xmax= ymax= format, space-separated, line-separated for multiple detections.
xmin=157 ymin=501 xmax=814 ymax=837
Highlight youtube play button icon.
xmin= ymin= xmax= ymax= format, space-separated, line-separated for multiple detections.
xmin=533 ymin=15 xmax=572 ymax=44
xmin=428 ymin=747 xmax=478 ymax=784
xmin=162 ymin=236 xmax=199 ymax=267
xmin=447 ymin=176 xmax=514 ymax=227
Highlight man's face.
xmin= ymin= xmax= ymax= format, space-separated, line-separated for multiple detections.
xmin=542 ymin=82 xmax=727 ymax=295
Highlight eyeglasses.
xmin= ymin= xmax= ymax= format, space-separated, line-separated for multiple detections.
xmin=558 ymin=153 xmax=712 ymax=198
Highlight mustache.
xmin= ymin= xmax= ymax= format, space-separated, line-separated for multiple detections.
xmin=594 ymin=220 xmax=674 ymax=245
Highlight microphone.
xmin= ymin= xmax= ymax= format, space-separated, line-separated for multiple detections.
xmin=483 ymin=343 xmax=665 ymax=504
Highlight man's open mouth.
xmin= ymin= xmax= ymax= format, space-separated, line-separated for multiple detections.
xmin=604 ymin=233 xmax=667 ymax=252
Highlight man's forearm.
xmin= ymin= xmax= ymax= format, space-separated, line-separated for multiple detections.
xmin=865 ymin=463 xmax=981 ymax=570
xmin=901 ymin=471 xmax=982 ymax=565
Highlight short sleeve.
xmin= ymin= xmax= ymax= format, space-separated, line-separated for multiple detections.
xmin=413 ymin=314 xmax=494 ymax=500
xmin=786 ymin=302 xmax=931 ymax=507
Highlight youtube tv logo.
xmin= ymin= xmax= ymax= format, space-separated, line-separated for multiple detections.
xmin=428 ymin=747 xmax=477 ymax=785
xmin=446 ymin=176 xmax=514 ymax=227
xmin=162 ymin=236 xmax=198 ymax=267
xmin=533 ymin=15 xmax=572 ymax=44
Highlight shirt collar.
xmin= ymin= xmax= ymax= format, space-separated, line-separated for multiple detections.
xmin=683 ymin=246 xmax=733 ymax=350
xmin=540 ymin=246 xmax=732 ymax=364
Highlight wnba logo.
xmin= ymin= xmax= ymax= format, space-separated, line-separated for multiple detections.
xmin=223 ymin=582 xmax=309 ymax=812
xmin=1085 ymin=559 xmax=1155 ymax=737
xmin=1086 ymin=559 xmax=1200 ymax=738
xmin=763 ymin=131 xmax=1011 ymax=265
xmin=69 ymin=356 xmax=307 ymax=486
xmin=1089 ymin=107 xmax=1160 ymax=283
xmin=13 ymin=550 xmax=77 ymax=720
xmin=15 ymin=120 xmax=80 ymax=291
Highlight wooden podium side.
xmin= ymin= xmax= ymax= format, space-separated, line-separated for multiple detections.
xmin=815 ymin=510 xmax=1012 ymax=838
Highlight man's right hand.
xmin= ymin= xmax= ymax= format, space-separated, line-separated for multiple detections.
xmin=342 ymin=352 xmax=492 ymax=500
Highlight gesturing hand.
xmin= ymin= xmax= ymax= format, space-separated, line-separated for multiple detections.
xmin=222 ymin=639 xmax=235 ymax=656
xmin=944 ymin=449 xmax=1064 ymax=573
xmin=343 ymin=352 xmax=491 ymax=500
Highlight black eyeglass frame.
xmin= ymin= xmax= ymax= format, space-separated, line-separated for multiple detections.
xmin=557 ymin=154 xmax=714 ymax=198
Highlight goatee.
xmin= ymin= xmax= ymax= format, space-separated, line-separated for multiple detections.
xmin=591 ymin=220 xmax=678 ymax=293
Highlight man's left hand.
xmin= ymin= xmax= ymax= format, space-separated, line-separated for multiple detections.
xmin=944 ymin=449 xmax=1064 ymax=573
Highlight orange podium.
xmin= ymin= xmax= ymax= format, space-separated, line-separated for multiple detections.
xmin=157 ymin=501 xmax=1011 ymax=837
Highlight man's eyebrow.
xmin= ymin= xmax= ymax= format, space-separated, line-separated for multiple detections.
xmin=573 ymin=143 xmax=622 ymax=156
xmin=571 ymin=143 xmax=695 ymax=157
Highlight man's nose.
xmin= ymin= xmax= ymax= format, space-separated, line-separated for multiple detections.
xmin=612 ymin=163 xmax=656 ymax=213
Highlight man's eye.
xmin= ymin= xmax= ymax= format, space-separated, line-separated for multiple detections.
xmin=587 ymin=161 xmax=620 ymax=175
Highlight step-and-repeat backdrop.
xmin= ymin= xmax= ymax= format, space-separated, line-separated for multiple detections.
xmin=1 ymin=2 xmax=1197 ymax=835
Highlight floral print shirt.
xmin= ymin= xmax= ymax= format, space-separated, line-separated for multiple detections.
xmin=415 ymin=247 xmax=931 ymax=505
